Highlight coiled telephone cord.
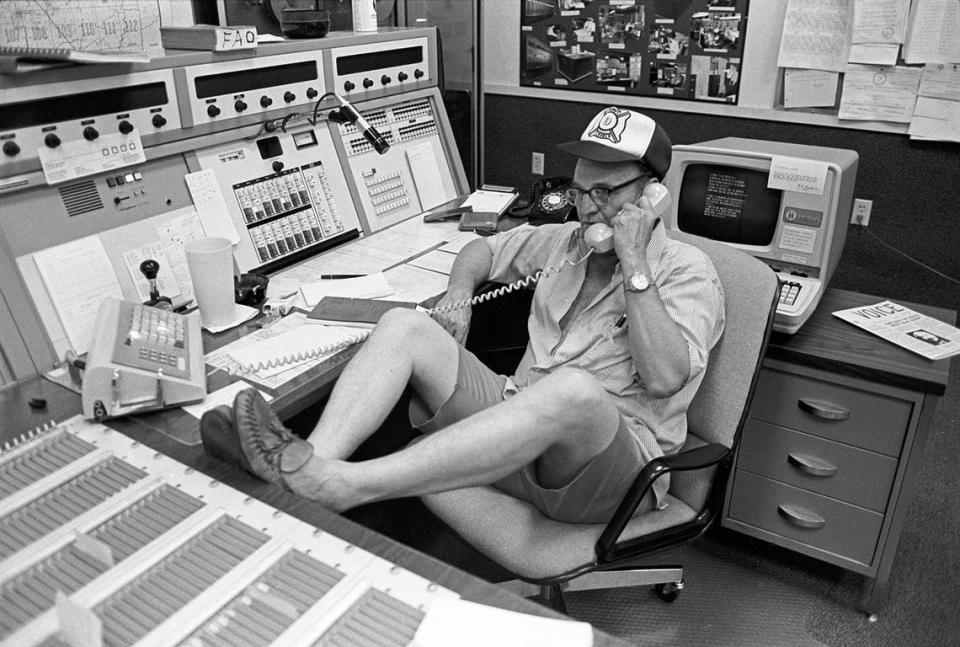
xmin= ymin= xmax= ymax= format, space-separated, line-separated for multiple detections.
xmin=426 ymin=249 xmax=593 ymax=316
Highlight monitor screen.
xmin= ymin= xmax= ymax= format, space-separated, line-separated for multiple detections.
xmin=676 ymin=163 xmax=781 ymax=247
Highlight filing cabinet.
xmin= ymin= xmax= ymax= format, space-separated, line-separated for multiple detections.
xmin=721 ymin=289 xmax=954 ymax=616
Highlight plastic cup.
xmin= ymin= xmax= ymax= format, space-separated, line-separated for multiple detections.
xmin=184 ymin=238 xmax=235 ymax=327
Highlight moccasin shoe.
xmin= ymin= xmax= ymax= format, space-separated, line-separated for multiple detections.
xmin=231 ymin=388 xmax=314 ymax=488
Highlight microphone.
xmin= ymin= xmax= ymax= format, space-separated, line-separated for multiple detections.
xmin=331 ymin=94 xmax=390 ymax=155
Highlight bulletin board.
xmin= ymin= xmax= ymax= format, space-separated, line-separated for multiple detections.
xmin=519 ymin=0 xmax=750 ymax=104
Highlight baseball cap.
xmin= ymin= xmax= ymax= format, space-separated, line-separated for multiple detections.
xmin=557 ymin=107 xmax=672 ymax=180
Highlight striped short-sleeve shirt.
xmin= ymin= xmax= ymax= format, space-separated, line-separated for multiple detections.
xmin=485 ymin=222 xmax=725 ymax=506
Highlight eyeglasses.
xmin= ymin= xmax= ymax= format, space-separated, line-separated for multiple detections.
xmin=564 ymin=175 xmax=646 ymax=207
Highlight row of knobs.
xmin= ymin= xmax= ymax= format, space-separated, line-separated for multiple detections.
xmin=343 ymin=68 xmax=424 ymax=92
xmin=3 ymin=115 xmax=169 ymax=155
xmin=207 ymin=88 xmax=318 ymax=118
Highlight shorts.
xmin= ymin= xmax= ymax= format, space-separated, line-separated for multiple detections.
xmin=409 ymin=346 xmax=651 ymax=524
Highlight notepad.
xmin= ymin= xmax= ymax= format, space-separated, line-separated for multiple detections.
xmin=307 ymin=296 xmax=418 ymax=328
xmin=227 ymin=323 xmax=369 ymax=378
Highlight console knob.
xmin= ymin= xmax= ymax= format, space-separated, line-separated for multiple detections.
xmin=344 ymin=80 xmax=355 ymax=92
xmin=260 ymin=96 xmax=273 ymax=108
xmin=284 ymin=91 xmax=296 ymax=103
xmin=2 ymin=140 xmax=20 ymax=157
xmin=207 ymin=105 xmax=221 ymax=117
xmin=381 ymin=74 xmax=391 ymax=85
xmin=118 ymin=120 xmax=134 ymax=135
xmin=152 ymin=114 xmax=167 ymax=127
xmin=414 ymin=68 xmax=424 ymax=79
xmin=272 ymin=161 xmax=284 ymax=173
xmin=306 ymin=87 xmax=318 ymax=99
xmin=234 ymin=100 xmax=247 ymax=112
xmin=398 ymin=71 xmax=408 ymax=82
xmin=44 ymin=133 xmax=61 ymax=148
xmin=362 ymin=77 xmax=373 ymax=88
xmin=83 ymin=126 xmax=99 ymax=141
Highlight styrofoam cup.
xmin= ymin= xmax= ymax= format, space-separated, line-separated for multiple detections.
xmin=351 ymin=0 xmax=378 ymax=31
xmin=184 ymin=237 xmax=235 ymax=327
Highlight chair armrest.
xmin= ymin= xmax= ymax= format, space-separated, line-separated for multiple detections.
xmin=595 ymin=442 xmax=730 ymax=563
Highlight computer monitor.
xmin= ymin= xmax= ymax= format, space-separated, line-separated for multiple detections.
xmin=661 ymin=137 xmax=858 ymax=334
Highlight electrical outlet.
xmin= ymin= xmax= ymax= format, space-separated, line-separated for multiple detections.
xmin=531 ymin=152 xmax=545 ymax=175
xmin=851 ymin=198 xmax=872 ymax=226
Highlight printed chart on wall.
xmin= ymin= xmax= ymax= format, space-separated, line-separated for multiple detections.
xmin=520 ymin=0 xmax=749 ymax=103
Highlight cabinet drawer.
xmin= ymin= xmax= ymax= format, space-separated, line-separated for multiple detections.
xmin=750 ymin=368 xmax=911 ymax=456
xmin=738 ymin=420 xmax=897 ymax=512
xmin=727 ymin=471 xmax=882 ymax=567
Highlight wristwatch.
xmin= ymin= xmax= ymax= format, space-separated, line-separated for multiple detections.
xmin=624 ymin=271 xmax=652 ymax=293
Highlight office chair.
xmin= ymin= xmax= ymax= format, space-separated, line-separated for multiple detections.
xmin=421 ymin=231 xmax=781 ymax=612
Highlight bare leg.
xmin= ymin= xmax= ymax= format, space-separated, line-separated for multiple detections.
xmin=285 ymin=367 xmax=622 ymax=511
xmin=306 ymin=308 xmax=461 ymax=460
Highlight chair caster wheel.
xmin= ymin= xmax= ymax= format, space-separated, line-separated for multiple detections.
xmin=655 ymin=581 xmax=683 ymax=602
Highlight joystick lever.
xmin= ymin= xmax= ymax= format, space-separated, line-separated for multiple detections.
xmin=139 ymin=259 xmax=173 ymax=310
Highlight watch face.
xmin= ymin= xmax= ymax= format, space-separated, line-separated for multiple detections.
xmin=628 ymin=272 xmax=650 ymax=291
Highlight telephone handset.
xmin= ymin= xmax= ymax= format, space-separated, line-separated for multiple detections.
xmin=583 ymin=182 xmax=672 ymax=253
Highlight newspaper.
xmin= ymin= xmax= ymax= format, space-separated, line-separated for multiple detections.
xmin=833 ymin=300 xmax=960 ymax=361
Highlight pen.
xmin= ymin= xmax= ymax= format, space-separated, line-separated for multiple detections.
xmin=615 ymin=314 xmax=627 ymax=328
xmin=320 ymin=274 xmax=364 ymax=279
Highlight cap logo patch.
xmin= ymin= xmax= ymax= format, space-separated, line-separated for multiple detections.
xmin=588 ymin=107 xmax=630 ymax=144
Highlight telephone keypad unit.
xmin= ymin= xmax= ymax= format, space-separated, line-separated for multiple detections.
xmin=112 ymin=302 xmax=192 ymax=380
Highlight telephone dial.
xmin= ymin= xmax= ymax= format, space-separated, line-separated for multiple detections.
xmin=509 ymin=176 xmax=576 ymax=225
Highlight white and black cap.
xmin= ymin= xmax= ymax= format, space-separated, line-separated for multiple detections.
xmin=557 ymin=106 xmax=672 ymax=180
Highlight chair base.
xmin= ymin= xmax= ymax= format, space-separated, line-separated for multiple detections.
xmin=498 ymin=566 xmax=685 ymax=613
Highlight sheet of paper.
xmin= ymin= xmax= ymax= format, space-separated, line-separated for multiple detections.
xmin=406 ymin=249 xmax=458 ymax=275
xmin=848 ymin=42 xmax=901 ymax=65
xmin=903 ymin=0 xmax=960 ymax=64
xmin=852 ymin=0 xmax=910 ymax=44
xmin=909 ymin=96 xmax=960 ymax=141
xmin=838 ymin=65 xmax=922 ymax=122
xmin=181 ymin=381 xmax=273 ymax=419
xmin=33 ymin=236 xmax=124 ymax=355
xmin=0 ymin=1 xmax=164 ymax=56
xmin=383 ymin=264 xmax=450 ymax=303
xmin=783 ymin=69 xmax=840 ymax=108
xmin=122 ymin=243 xmax=182 ymax=303
xmin=777 ymin=0 xmax=853 ymax=72
xmin=299 ymin=272 xmax=395 ymax=306
xmin=461 ymin=189 xmax=518 ymax=215
xmin=411 ymin=597 xmax=593 ymax=647
xmin=184 ymin=169 xmax=240 ymax=244
xmin=918 ymin=63 xmax=960 ymax=100
xmin=407 ymin=141 xmax=455 ymax=211
xmin=156 ymin=209 xmax=207 ymax=306
xmin=833 ymin=300 xmax=960 ymax=360
xmin=768 ymin=156 xmax=829 ymax=195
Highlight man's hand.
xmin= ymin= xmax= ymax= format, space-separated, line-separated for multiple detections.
xmin=610 ymin=194 xmax=658 ymax=272
xmin=431 ymin=291 xmax=472 ymax=345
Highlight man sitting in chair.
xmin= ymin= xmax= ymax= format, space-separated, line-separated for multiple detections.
xmin=204 ymin=107 xmax=725 ymax=526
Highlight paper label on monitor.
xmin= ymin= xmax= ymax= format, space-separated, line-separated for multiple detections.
xmin=768 ymin=156 xmax=828 ymax=195
xmin=779 ymin=223 xmax=818 ymax=254
xmin=38 ymin=132 xmax=146 ymax=185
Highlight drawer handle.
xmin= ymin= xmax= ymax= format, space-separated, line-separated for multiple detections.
xmin=797 ymin=398 xmax=850 ymax=421
xmin=787 ymin=453 xmax=838 ymax=477
xmin=777 ymin=504 xmax=826 ymax=529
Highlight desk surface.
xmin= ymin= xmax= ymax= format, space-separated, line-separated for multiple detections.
xmin=766 ymin=288 xmax=955 ymax=394
xmin=0 ymin=377 xmax=632 ymax=647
